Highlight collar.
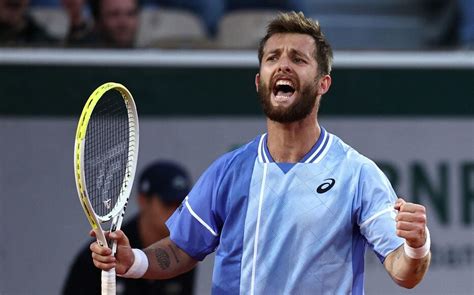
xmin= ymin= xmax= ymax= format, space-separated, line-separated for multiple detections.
xmin=257 ymin=127 xmax=332 ymax=164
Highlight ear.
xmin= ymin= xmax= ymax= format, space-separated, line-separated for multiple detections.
xmin=317 ymin=75 xmax=332 ymax=95
xmin=255 ymin=73 xmax=260 ymax=92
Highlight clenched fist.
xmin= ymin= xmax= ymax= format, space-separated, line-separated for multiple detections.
xmin=394 ymin=198 xmax=427 ymax=248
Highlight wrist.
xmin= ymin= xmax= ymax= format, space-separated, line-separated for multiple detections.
xmin=403 ymin=227 xmax=431 ymax=259
xmin=118 ymin=248 xmax=148 ymax=278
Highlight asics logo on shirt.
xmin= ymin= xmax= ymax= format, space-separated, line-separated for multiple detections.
xmin=316 ymin=178 xmax=336 ymax=194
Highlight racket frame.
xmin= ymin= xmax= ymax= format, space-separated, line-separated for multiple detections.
xmin=73 ymin=82 xmax=139 ymax=248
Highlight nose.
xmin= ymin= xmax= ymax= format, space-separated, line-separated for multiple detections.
xmin=277 ymin=55 xmax=292 ymax=73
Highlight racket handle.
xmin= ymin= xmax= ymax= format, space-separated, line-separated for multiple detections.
xmin=101 ymin=268 xmax=116 ymax=295
xmin=110 ymin=212 xmax=125 ymax=255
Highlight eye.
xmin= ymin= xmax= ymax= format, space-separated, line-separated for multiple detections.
xmin=266 ymin=55 xmax=277 ymax=62
xmin=293 ymin=57 xmax=305 ymax=64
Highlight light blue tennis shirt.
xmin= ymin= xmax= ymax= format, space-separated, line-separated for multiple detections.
xmin=166 ymin=128 xmax=404 ymax=294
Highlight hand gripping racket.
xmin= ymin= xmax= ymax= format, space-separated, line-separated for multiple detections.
xmin=73 ymin=82 xmax=139 ymax=295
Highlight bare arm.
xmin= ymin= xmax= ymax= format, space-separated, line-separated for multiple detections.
xmin=90 ymin=230 xmax=197 ymax=280
xmin=142 ymin=236 xmax=198 ymax=279
xmin=383 ymin=198 xmax=431 ymax=288
xmin=384 ymin=245 xmax=431 ymax=288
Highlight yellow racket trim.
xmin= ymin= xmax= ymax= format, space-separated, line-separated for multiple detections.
xmin=73 ymin=82 xmax=134 ymax=229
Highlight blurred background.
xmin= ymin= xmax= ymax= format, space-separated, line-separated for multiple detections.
xmin=0 ymin=0 xmax=473 ymax=294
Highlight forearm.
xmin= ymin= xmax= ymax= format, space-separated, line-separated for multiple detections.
xmin=384 ymin=245 xmax=431 ymax=289
xmin=142 ymin=236 xmax=198 ymax=280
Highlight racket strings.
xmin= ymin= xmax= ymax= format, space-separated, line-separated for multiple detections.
xmin=84 ymin=90 xmax=131 ymax=218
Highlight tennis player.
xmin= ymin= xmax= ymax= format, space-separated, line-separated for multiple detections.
xmin=90 ymin=11 xmax=431 ymax=294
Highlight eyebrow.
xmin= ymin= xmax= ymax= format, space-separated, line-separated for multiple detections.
xmin=264 ymin=48 xmax=311 ymax=60
xmin=265 ymin=48 xmax=282 ymax=57
xmin=291 ymin=48 xmax=312 ymax=59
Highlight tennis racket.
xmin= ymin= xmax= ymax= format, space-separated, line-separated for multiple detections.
xmin=73 ymin=82 xmax=139 ymax=295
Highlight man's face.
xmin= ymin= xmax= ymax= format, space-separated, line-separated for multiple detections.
xmin=256 ymin=33 xmax=321 ymax=123
xmin=98 ymin=0 xmax=138 ymax=48
xmin=0 ymin=0 xmax=28 ymax=26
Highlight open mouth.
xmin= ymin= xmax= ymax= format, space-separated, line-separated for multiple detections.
xmin=272 ymin=79 xmax=296 ymax=101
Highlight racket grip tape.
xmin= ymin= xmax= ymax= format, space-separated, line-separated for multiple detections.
xmin=101 ymin=268 xmax=116 ymax=295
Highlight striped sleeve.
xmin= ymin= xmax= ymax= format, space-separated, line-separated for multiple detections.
xmin=166 ymin=156 xmax=227 ymax=261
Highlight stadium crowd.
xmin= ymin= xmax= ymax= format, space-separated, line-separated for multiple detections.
xmin=0 ymin=0 xmax=471 ymax=49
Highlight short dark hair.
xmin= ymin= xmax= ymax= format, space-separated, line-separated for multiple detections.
xmin=258 ymin=11 xmax=333 ymax=76
xmin=138 ymin=161 xmax=191 ymax=204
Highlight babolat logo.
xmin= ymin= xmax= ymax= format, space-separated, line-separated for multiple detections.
xmin=316 ymin=178 xmax=336 ymax=194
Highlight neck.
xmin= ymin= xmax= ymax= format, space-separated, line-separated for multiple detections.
xmin=266 ymin=108 xmax=320 ymax=163
xmin=138 ymin=214 xmax=168 ymax=247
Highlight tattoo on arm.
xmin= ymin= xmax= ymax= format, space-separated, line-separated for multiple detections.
xmin=415 ymin=259 xmax=428 ymax=275
xmin=168 ymin=245 xmax=180 ymax=264
xmin=154 ymin=248 xmax=171 ymax=270
xmin=395 ymin=250 xmax=402 ymax=261
xmin=389 ymin=247 xmax=402 ymax=273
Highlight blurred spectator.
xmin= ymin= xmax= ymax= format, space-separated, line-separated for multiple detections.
xmin=63 ymin=160 xmax=196 ymax=295
xmin=0 ymin=0 xmax=57 ymax=46
xmin=458 ymin=0 xmax=474 ymax=47
xmin=63 ymin=0 xmax=139 ymax=48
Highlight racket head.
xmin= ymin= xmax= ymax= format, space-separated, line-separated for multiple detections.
xmin=74 ymin=82 xmax=139 ymax=230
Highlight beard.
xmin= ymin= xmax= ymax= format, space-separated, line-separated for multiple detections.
xmin=257 ymin=78 xmax=319 ymax=123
